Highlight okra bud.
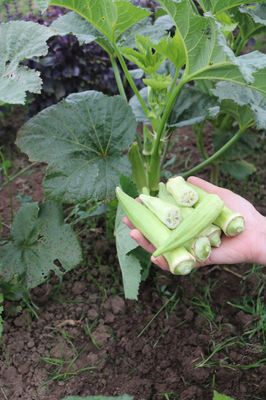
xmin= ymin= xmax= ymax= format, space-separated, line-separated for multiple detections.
xmin=139 ymin=194 xmax=182 ymax=229
xmin=153 ymin=194 xmax=224 ymax=257
xmin=167 ymin=176 xmax=199 ymax=207
xmin=128 ymin=142 xmax=148 ymax=193
xmin=116 ymin=187 xmax=196 ymax=275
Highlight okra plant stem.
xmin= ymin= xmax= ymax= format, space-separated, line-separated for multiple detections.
xmin=110 ymin=55 xmax=127 ymax=99
xmin=182 ymin=124 xmax=252 ymax=178
xmin=148 ymin=76 xmax=186 ymax=190
xmin=113 ymin=44 xmax=150 ymax=118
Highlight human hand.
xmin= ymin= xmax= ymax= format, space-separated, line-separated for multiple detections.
xmin=123 ymin=176 xmax=266 ymax=271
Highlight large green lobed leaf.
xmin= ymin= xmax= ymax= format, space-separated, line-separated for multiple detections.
xmin=16 ymin=91 xmax=137 ymax=203
xmin=114 ymin=206 xmax=142 ymax=300
xmin=49 ymin=0 xmax=150 ymax=42
xmin=198 ymin=0 xmax=266 ymax=15
xmin=0 ymin=21 xmax=54 ymax=104
xmin=0 ymin=203 xmax=82 ymax=289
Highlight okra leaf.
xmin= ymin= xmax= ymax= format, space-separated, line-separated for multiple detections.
xmin=49 ymin=0 xmax=150 ymax=43
xmin=213 ymin=390 xmax=235 ymax=400
xmin=17 ymin=91 xmax=137 ymax=203
xmin=34 ymin=0 xmax=49 ymax=11
xmin=0 ymin=293 xmax=3 ymax=338
xmin=51 ymin=12 xmax=99 ymax=45
xmin=212 ymin=81 xmax=266 ymax=129
xmin=159 ymin=1 xmax=266 ymax=93
xmin=221 ymin=160 xmax=256 ymax=180
xmin=114 ymin=206 xmax=142 ymax=300
xmin=119 ymin=15 xmax=174 ymax=48
xmin=51 ymin=12 xmax=114 ymax=54
xmin=239 ymin=3 xmax=266 ymax=27
xmin=0 ymin=203 xmax=82 ymax=289
xmin=197 ymin=0 xmax=266 ymax=15
xmin=219 ymin=101 xmax=254 ymax=129
xmin=169 ymin=86 xmax=220 ymax=129
xmin=0 ymin=21 xmax=54 ymax=104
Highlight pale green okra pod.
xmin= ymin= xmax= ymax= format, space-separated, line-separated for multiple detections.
xmin=116 ymin=187 xmax=196 ymax=275
xmin=139 ymin=194 xmax=182 ymax=229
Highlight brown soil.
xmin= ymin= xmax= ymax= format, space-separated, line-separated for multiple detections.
xmin=0 ymin=117 xmax=266 ymax=400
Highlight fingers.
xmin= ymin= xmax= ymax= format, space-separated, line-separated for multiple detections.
xmin=151 ymin=255 xmax=169 ymax=271
xmin=130 ymin=230 xmax=170 ymax=271
xmin=123 ymin=216 xmax=135 ymax=229
xmin=130 ymin=229 xmax=156 ymax=253
xmin=187 ymin=176 xmax=225 ymax=195
xmin=187 ymin=176 xmax=238 ymax=207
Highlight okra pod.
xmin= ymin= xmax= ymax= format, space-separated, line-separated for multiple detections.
xmin=128 ymin=142 xmax=148 ymax=194
xmin=166 ymin=176 xmax=199 ymax=207
xmin=153 ymin=194 xmax=224 ymax=257
xmin=188 ymin=183 xmax=245 ymax=237
xmin=185 ymin=236 xmax=211 ymax=262
xmin=139 ymin=194 xmax=182 ymax=229
xmin=158 ymin=182 xmax=177 ymax=205
xmin=116 ymin=187 xmax=196 ymax=275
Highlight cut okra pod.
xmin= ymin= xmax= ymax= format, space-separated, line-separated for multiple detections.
xmin=153 ymin=194 xmax=224 ymax=257
xmin=116 ymin=187 xmax=196 ymax=275
xmin=187 ymin=183 xmax=245 ymax=237
xmin=139 ymin=194 xmax=182 ymax=229
xmin=167 ymin=176 xmax=198 ymax=207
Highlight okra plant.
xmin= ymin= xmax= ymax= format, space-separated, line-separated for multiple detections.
xmin=1 ymin=0 xmax=266 ymax=299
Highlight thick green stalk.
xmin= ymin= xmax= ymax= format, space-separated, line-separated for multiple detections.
xmin=182 ymin=125 xmax=251 ymax=178
xmin=194 ymin=123 xmax=208 ymax=160
xmin=110 ymin=55 xmax=127 ymax=99
xmin=113 ymin=44 xmax=150 ymax=118
xmin=148 ymin=76 xmax=186 ymax=190
xmin=128 ymin=142 xmax=148 ymax=193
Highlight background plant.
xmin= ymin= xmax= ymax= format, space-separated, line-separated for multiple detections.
xmin=1 ymin=0 xmax=266 ymax=301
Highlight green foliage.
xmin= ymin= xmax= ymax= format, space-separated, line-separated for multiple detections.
xmin=16 ymin=91 xmax=137 ymax=203
xmin=4 ymin=0 xmax=266 ymax=299
xmin=213 ymin=390 xmax=235 ymax=400
xmin=0 ymin=202 xmax=82 ymax=289
xmin=52 ymin=11 xmax=99 ymax=45
xmin=0 ymin=292 xmax=3 ymax=337
xmin=198 ymin=0 xmax=266 ymax=14
xmin=213 ymin=82 xmax=266 ymax=129
xmin=114 ymin=205 xmax=142 ymax=300
xmin=50 ymin=0 xmax=150 ymax=43
xmin=0 ymin=21 xmax=54 ymax=104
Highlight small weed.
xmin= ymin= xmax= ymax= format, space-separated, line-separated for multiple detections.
xmin=84 ymin=320 xmax=102 ymax=349
xmin=42 ymin=355 xmax=96 ymax=382
xmin=195 ymin=336 xmax=244 ymax=368
xmin=228 ymin=284 xmax=266 ymax=346
xmin=190 ymin=283 xmax=216 ymax=324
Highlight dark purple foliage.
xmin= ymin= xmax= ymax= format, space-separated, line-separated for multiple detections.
xmin=21 ymin=7 xmax=118 ymax=115
xmin=26 ymin=35 xmax=118 ymax=115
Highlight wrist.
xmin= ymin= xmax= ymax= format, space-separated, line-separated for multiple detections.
xmin=252 ymin=214 xmax=266 ymax=265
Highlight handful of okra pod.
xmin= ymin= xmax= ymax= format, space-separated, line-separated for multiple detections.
xmin=116 ymin=176 xmax=245 ymax=276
